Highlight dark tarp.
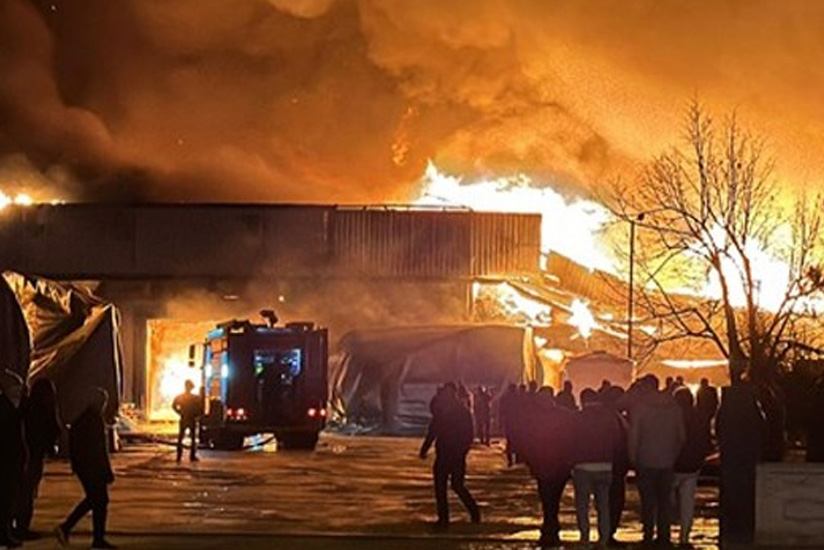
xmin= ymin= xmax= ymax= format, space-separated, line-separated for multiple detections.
xmin=0 ymin=276 xmax=30 ymax=380
xmin=329 ymin=325 xmax=539 ymax=435
xmin=2 ymin=272 xmax=123 ymax=423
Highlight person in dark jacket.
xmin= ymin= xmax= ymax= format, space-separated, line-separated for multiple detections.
xmin=420 ymin=386 xmax=480 ymax=528
xmin=56 ymin=388 xmax=116 ymax=550
xmin=572 ymin=388 xmax=625 ymax=546
xmin=518 ymin=391 xmax=574 ymax=548
xmin=172 ymin=380 xmax=202 ymax=463
xmin=673 ymin=387 xmax=712 ymax=547
xmin=14 ymin=378 xmax=61 ymax=540
xmin=556 ymin=380 xmax=577 ymax=410
xmin=499 ymin=384 xmax=518 ymax=466
xmin=600 ymin=385 xmax=629 ymax=546
xmin=696 ymin=378 xmax=719 ymax=426
xmin=0 ymin=370 xmax=26 ymax=549
xmin=473 ymin=386 xmax=491 ymax=446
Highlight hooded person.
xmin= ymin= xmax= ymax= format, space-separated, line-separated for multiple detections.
xmin=628 ymin=375 xmax=686 ymax=547
xmin=0 ymin=370 xmax=26 ymax=549
xmin=56 ymin=388 xmax=116 ymax=550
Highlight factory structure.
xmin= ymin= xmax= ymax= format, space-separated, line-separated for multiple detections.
xmin=0 ymin=204 xmax=541 ymax=416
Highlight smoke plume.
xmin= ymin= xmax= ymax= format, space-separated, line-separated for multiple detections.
xmin=1 ymin=0 xmax=823 ymax=202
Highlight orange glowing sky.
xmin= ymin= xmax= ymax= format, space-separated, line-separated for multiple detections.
xmin=1 ymin=0 xmax=823 ymax=203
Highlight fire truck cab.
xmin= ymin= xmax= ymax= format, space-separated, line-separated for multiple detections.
xmin=195 ymin=315 xmax=328 ymax=450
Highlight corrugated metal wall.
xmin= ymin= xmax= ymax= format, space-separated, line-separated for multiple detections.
xmin=470 ymin=213 xmax=542 ymax=276
xmin=0 ymin=205 xmax=540 ymax=280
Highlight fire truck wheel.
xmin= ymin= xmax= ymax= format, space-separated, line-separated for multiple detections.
xmin=214 ymin=431 xmax=245 ymax=451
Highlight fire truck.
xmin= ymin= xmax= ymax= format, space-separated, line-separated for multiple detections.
xmin=193 ymin=312 xmax=328 ymax=450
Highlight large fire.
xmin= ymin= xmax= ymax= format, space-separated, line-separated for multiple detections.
xmin=416 ymin=162 xmax=806 ymax=314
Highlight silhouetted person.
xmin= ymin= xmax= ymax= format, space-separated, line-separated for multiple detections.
xmin=14 ymin=378 xmax=60 ymax=540
xmin=499 ymin=384 xmax=518 ymax=466
xmin=673 ymin=387 xmax=712 ymax=547
xmin=172 ymin=380 xmax=202 ymax=463
xmin=696 ymin=378 xmax=719 ymax=426
xmin=419 ymin=387 xmax=479 ymax=528
xmin=456 ymin=383 xmax=473 ymax=411
xmin=572 ymin=388 xmax=625 ymax=546
xmin=601 ymin=385 xmax=629 ymax=546
xmin=56 ymin=388 xmax=116 ymax=550
xmin=528 ymin=380 xmax=539 ymax=393
xmin=518 ymin=391 xmax=574 ymax=547
xmin=0 ymin=370 xmax=26 ymax=549
xmin=473 ymin=386 xmax=491 ymax=446
xmin=556 ymin=380 xmax=577 ymax=410
xmin=717 ymin=381 xmax=763 ymax=545
xmin=598 ymin=379 xmax=612 ymax=395
xmin=628 ymin=375 xmax=685 ymax=547
xmin=807 ymin=375 xmax=824 ymax=462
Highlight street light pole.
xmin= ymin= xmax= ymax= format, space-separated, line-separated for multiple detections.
xmin=627 ymin=213 xmax=645 ymax=360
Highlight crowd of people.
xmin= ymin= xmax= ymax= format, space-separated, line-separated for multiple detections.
xmin=0 ymin=370 xmax=116 ymax=550
xmin=421 ymin=376 xmax=720 ymax=549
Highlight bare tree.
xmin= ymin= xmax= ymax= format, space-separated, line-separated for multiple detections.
xmin=608 ymin=102 xmax=824 ymax=389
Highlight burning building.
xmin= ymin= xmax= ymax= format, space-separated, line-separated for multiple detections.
xmin=0 ymin=203 xmax=541 ymax=418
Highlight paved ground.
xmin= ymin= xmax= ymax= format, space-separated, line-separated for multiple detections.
xmin=23 ymin=434 xmax=720 ymax=549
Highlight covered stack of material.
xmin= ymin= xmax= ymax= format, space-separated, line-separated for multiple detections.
xmin=1 ymin=272 xmax=122 ymax=423
xmin=330 ymin=324 xmax=540 ymax=435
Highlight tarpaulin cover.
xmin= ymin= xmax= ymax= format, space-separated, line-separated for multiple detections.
xmin=329 ymin=325 xmax=539 ymax=435
xmin=2 ymin=272 xmax=123 ymax=423
xmin=563 ymin=350 xmax=635 ymax=391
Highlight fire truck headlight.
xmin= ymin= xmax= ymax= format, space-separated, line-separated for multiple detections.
xmin=307 ymin=407 xmax=317 ymax=418
xmin=221 ymin=364 xmax=229 ymax=379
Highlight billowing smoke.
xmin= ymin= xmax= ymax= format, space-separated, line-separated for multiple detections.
xmin=1 ymin=0 xmax=823 ymax=203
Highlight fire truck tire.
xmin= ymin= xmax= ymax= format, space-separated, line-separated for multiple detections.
xmin=277 ymin=431 xmax=319 ymax=450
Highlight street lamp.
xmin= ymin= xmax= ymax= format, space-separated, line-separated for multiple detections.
xmin=627 ymin=212 xmax=645 ymax=360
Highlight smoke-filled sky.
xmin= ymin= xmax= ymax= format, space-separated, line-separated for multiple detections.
xmin=1 ymin=0 xmax=823 ymax=203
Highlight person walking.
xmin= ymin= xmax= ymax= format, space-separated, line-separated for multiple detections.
xmin=628 ymin=375 xmax=685 ymax=548
xmin=172 ymin=380 xmax=202 ymax=463
xmin=14 ymin=378 xmax=61 ymax=540
xmin=572 ymin=388 xmax=625 ymax=547
xmin=0 ymin=370 xmax=26 ymax=550
xmin=473 ymin=386 xmax=491 ymax=446
xmin=672 ymin=387 xmax=712 ymax=548
xmin=419 ymin=385 xmax=480 ymax=528
xmin=56 ymin=388 xmax=116 ymax=550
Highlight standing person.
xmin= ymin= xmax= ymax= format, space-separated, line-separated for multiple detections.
xmin=499 ymin=384 xmax=518 ymax=466
xmin=0 ymin=370 xmax=26 ymax=549
xmin=572 ymin=388 xmax=625 ymax=547
xmin=696 ymin=378 xmax=719 ymax=425
xmin=55 ymin=388 xmax=116 ymax=550
xmin=419 ymin=386 xmax=480 ymax=528
xmin=519 ymin=391 xmax=574 ymax=548
xmin=628 ymin=375 xmax=686 ymax=547
xmin=172 ymin=380 xmax=202 ymax=463
xmin=14 ymin=378 xmax=61 ymax=540
xmin=556 ymin=380 xmax=577 ymax=411
xmin=601 ymin=385 xmax=629 ymax=547
xmin=473 ymin=386 xmax=491 ymax=446
xmin=672 ymin=387 xmax=712 ymax=548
